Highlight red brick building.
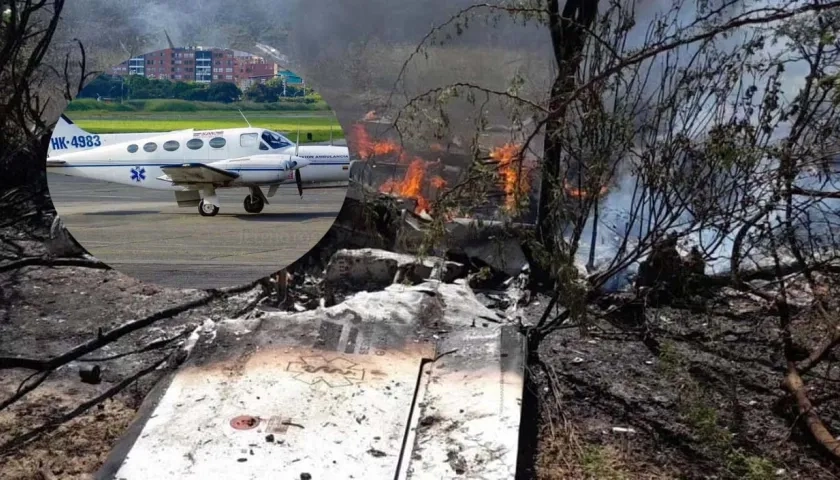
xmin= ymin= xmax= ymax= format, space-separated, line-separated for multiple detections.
xmin=110 ymin=47 xmax=281 ymax=89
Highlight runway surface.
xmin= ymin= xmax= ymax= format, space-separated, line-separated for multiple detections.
xmin=47 ymin=174 xmax=348 ymax=289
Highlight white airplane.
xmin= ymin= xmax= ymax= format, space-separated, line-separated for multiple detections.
xmin=46 ymin=114 xmax=351 ymax=216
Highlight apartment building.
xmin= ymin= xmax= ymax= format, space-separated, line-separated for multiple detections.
xmin=110 ymin=47 xmax=285 ymax=88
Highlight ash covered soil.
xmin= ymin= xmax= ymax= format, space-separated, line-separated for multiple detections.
xmin=518 ymin=290 xmax=840 ymax=480
xmin=0 ymin=265 xmax=257 ymax=480
xmin=1 ymin=209 xmax=840 ymax=479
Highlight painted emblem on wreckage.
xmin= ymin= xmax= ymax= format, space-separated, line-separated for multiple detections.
xmin=286 ymin=356 xmax=365 ymax=387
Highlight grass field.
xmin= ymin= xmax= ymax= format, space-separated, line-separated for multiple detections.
xmin=68 ymin=110 xmax=345 ymax=143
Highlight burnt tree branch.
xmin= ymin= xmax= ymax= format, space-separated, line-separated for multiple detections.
xmin=0 ymin=256 xmax=110 ymax=273
xmin=0 ymin=280 xmax=259 ymax=373
xmin=0 ymin=352 xmax=175 ymax=455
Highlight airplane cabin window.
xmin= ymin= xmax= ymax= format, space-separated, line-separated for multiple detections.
xmin=127 ymin=144 xmax=138 ymax=153
xmin=209 ymin=137 xmax=226 ymax=148
xmin=261 ymin=130 xmax=292 ymax=149
xmin=163 ymin=140 xmax=180 ymax=151
xmin=259 ymin=142 xmax=269 ymax=151
xmin=240 ymin=133 xmax=258 ymax=147
xmin=143 ymin=142 xmax=157 ymax=152
xmin=186 ymin=138 xmax=203 ymax=150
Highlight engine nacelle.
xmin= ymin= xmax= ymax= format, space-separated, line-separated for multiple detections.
xmin=215 ymin=154 xmax=310 ymax=185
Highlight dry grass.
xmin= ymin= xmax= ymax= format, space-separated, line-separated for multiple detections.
xmin=0 ymin=375 xmax=140 ymax=480
xmin=534 ymin=417 xmax=677 ymax=480
xmin=534 ymin=365 xmax=677 ymax=480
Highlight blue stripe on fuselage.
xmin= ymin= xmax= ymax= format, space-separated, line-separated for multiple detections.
xmin=49 ymin=161 xmax=350 ymax=169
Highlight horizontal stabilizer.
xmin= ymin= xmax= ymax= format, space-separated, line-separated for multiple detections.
xmin=158 ymin=163 xmax=239 ymax=185
xmin=46 ymin=159 xmax=67 ymax=167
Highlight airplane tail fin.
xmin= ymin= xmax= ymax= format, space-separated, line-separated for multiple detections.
xmin=49 ymin=114 xmax=101 ymax=154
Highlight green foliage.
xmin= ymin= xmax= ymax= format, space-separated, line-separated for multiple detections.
xmin=143 ymin=99 xmax=199 ymax=112
xmin=657 ymin=340 xmax=683 ymax=379
xmin=65 ymin=98 xmax=331 ymax=113
xmin=682 ymin=396 xmax=732 ymax=450
xmin=726 ymin=451 xmax=778 ymax=480
xmin=64 ymin=99 xmax=136 ymax=112
xmin=580 ymin=446 xmax=628 ymax=480
xmin=205 ymin=82 xmax=242 ymax=103
xmin=657 ymin=341 xmax=779 ymax=478
xmin=76 ymin=74 xmax=245 ymax=103
xmin=243 ymin=80 xmax=311 ymax=103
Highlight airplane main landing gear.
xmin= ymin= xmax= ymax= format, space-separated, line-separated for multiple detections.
xmin=199 ymin=200 xmax=219 ymax=217
xmin=243 ymin=194 xmax=265 ymax=214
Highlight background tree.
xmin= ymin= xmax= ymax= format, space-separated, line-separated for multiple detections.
xmin=205 ymin=81 xmax=241 ymax=103
xmin=380 ymin=0 xmax=840 ymax=467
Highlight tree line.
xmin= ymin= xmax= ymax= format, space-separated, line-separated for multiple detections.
xmin=76 ymin=74 xmax=311 ymax=104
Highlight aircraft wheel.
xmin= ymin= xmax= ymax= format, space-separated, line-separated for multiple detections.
xmin=199 ymin=200 xmax=219 ymax=217
xmin=244 ymin=195 xmax=265 ymax=214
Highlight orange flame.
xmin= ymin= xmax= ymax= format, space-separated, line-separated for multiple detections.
xmin=351 ymin=124 xmax=400 ymax=159
xmin=379 ymin=157 xmax=433 ymax=214
xmin=349 ymin=123 xmax=442 ymax=215
xmin=490 ymin=143 xmax=532 ymax=212
xmin=564 ymin=181 xmax=609 ymax=199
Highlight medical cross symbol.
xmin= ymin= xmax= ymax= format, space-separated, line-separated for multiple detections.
xmin=130 ymin=166 xmax=146 ymax=182
xmin=286 ymin=356 xmax=365 ymax=388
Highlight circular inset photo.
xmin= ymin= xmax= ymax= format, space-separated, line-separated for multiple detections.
xmin=46 ymin=46 xmax=349 ymax=289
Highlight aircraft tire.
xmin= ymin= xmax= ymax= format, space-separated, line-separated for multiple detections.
xmin=243 ymin=195 xmax=264 ymax=214
xmin=199 ymin=200 xmax=219 ymax=217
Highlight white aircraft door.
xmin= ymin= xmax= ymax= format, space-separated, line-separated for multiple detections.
xmin=206 ymin=135 xmax=229 ymax=161
xmin=161 ymin=139 xmax=186 ymax=163
xmin=185 ymin=137 xmax=211 ymax=163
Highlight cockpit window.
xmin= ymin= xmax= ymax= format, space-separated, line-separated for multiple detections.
xmin=240 ymin=133 xmax=258 ymax=148
xmin=261 ymin=130 xmax=292 ymax=149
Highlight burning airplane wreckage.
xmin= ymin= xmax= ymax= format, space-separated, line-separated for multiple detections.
xmin=92 ymin=116 xmax=542 ymax=480
xmin=87 ymin=113 xmax=838 ymax=479
xmin=343 ymin=112 xmax=840 ymax=290
xmin=91 ymin=114 xmax=600 ymax=479
xmin=346 ymin=110 xmax=564 ymax=224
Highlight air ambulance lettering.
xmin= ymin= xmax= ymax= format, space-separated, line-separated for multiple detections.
xmin=193 ymin=130 xmax=224 ymax=137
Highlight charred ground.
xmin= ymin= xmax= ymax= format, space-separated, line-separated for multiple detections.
xmin=1 ymin=182 xmax=839 ymax=479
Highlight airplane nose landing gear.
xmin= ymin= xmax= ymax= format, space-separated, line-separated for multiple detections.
xmin=243 ymin=194 xmax=265 ymax=214
xmin=199 ymin=200 xmax=219 ymax=217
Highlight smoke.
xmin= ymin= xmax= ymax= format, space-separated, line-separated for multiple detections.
xmin=46 ymin=0 xmax=838 ymax=290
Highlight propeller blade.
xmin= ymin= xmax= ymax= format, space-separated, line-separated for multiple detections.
xmin=295 ymin=169 xmax=303 ymax=197
xmin=295 ymin=124 xmax=300 ymax=157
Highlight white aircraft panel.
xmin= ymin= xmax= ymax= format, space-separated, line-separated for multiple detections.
xmin=112 ymin=343 xmax=434 ymax=479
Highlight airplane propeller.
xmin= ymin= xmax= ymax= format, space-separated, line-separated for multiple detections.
xmin=284 ymin=156 xmax=304 ymax=198
xmin=295 ymin=169 xmax=303 ymax=197
xmin=294 ymin=123 xmax=303 ymax=197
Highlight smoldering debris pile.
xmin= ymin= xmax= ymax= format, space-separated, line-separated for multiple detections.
xmin=347 ymin=119 xmax=540 ymax=222
xmin=254 ymin=229 xmax=532 ymax=323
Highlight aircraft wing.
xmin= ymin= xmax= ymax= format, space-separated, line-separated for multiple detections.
xmin=157 ymin=163 xmax=239 ymax=185
xmin=95 ymin=280 xmax=526 ymax=480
